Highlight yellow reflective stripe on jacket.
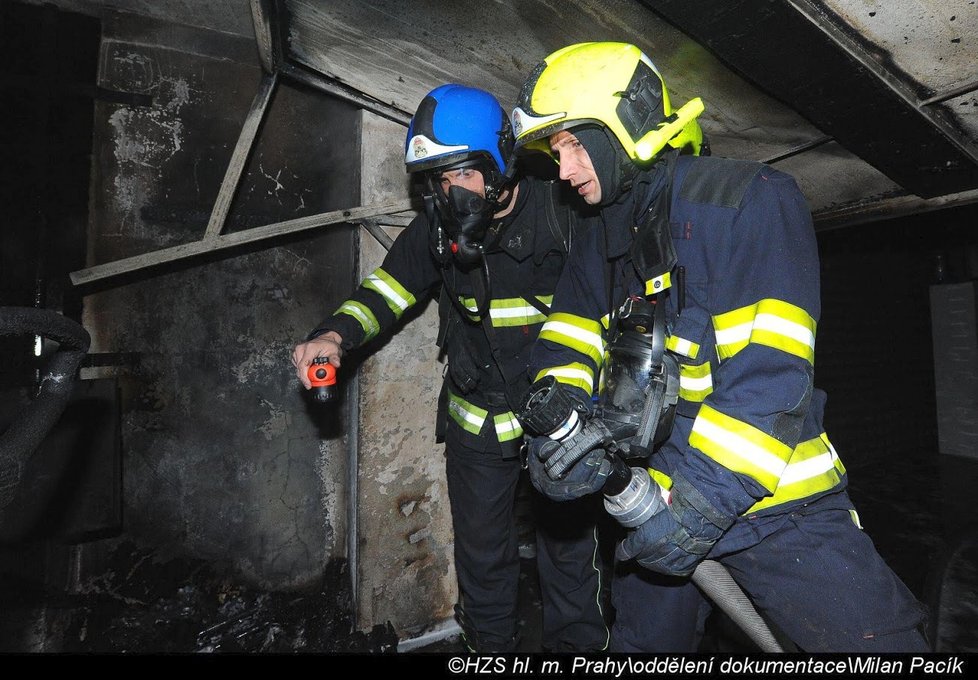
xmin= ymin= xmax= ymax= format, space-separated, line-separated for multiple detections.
xmin=747 ymin=433 xmax=847 ymax=513
xmin=689 ymin=404 xmax=793 ymax=493
xmin=666 ymin=334 xmax=700 ymax=359
xmin=534 ymin=362 xmax=595 ymax=396
xmin=644 ymin=271 xmax=672 ymax=296
xmin=648 ymin=468 xmax=673 ymax=492
xmin=539 ymin=312 xmax=605 ymax=365
xmin=336 ymin=300 xmax=380 ymax=342
xmin=493 ymin=412 xmax=524 ymax=442
xmin=448 ymin=392 xmax=488 ymax=436
xmin=363 ymin=267 xmax=416 ymax=319
xmin=448 ymin=391 xmax=524 ymax=444
xmin=713 ymin=299 xmax=816 ymax=364
xmin=679 ymin=362 xmax=713 ymax=402
xmin=459 ymin=295 xmax=553 ymax=327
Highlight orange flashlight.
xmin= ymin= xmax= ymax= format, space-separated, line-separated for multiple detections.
xmin=307 ymin=357 xmax=338 ymax=403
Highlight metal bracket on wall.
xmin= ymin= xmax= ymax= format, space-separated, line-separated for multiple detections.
xmin=69 ymin=0 xmax=416 ymax=289
xmin=351 ymin=215 xmax=416 ymax=252
xmin=203 ymin=71 xmax=279 ymax=241
xmin=68 ymin=64 xmax=414 ymax=287
xmin=814 ymin=187 xmax=978 ymax=232
xmin=69 ymin=199 xmax=414 ymax=288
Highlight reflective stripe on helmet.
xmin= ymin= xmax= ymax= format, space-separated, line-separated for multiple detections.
xmin=405 ymin=134 xmax=468 ymax=166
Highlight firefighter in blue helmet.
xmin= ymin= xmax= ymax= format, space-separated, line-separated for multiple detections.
xmin=292 ymin=84 xmax=607 ymax=652
xmin=511 ymin=42 xmax=930 ymax=652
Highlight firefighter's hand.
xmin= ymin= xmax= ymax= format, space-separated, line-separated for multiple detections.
xmin=541 ymin=418 xmax=613 ymax=479
xmin=292 ymin=331 xmax=344 ymax=389
xmin=615 ymin=483 xmax=726 ymax=577
xmin=528 ymin=435 xmax=611 ymax=502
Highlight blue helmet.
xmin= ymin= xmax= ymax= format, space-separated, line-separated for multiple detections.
xmin=405 ymin=84 xmax=514 ymax=200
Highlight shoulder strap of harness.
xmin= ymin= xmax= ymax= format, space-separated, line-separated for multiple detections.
xmin=436 ymin=268 xmax=483 ymax=395
xmin=544 ymin=179 xmax=574 ymax=255
xmin=525 ymin=180 xmax=579 ymax=320
xmin=469 ymin=268 xmax=527 ymax=412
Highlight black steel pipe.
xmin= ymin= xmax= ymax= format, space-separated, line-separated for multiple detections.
xmin=0 ymin=307 xmax=90 ymax=510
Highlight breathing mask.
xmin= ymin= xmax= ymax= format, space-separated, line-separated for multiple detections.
xmin=425 ymin=163 xmax=501 ymax=269
xmin=597 ymin=296 xmax=679 ymax=459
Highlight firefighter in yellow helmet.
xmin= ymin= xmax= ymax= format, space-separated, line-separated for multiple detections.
xmin=512 ymin=42 xmax=929 ymax=652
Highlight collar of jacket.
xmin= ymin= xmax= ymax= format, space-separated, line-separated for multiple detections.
xmin=601 ymin=155 xmax=673 ymax=259
xmin=484 ymin=177 xmax=535 ymax=262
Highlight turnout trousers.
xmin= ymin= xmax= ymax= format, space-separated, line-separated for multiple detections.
xmin=610 ymin=491 xmax=930 ymax=652
xmin=446 ymin=434 xmax=608 ymax=652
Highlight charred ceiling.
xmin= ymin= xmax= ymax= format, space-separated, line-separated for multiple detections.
xmin=644 ymin=0 xmax=978 ymax=200
xmin=17 ymin=0 xmax=978 ymax=237
xmin=266 ymin=0 xmax=978 ymax=228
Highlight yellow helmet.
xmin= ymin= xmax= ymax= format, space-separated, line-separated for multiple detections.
xmin=512 ymin=42 xmax=705 ymax=162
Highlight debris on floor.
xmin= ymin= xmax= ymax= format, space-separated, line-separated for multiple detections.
xmin=11 ymin=540 xmax=398 ymax=653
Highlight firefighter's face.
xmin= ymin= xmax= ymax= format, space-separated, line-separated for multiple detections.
xmin=438 ymin=167 xmax=486 ymax=198
xmin=550 ymin=130 xmax=601 ymax=205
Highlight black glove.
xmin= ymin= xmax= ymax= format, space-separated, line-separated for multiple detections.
xmin=615 ymin=474 xmax=733 ymax=577
xmin=527 ymin=419 xmax=613 ymax=501
xmin=542 ymin=417 xmax=613 ymax=478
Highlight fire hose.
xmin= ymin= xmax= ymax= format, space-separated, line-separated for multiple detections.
xmin=520 ymin=375 xmax=785 ymax=653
